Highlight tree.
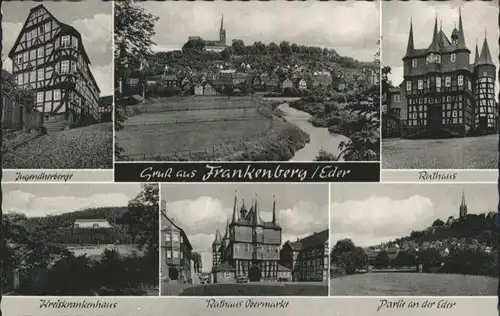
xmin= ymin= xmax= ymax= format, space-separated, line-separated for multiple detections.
xmin=268 ymin=42 xmax=280 ymax=54
xmin=374 ymin=250 xmax=390 ymax=268
xmin=182 ymin=38 xmax=205 ymax=53
xmin=231 ymin=39 xmax=246 ymax=55
xmin=279 ymin=41 xmax=291 ymax=55
xmin=432 ymin=219 xmax=445 ymax=227
xmin=114 ymin=1 xmax=158 ymax=159
xmin=418 ymin=248 xmax=442 ymax=272
xmin=332 ymin=238 xmax=356 ymax=254
xmin=126 ymin=184 xmax=159 ymax=257
xmin=331 ymin=239 xmax=367 ymax=274
xmin=394 ymin=250 xmax=417 ymax=267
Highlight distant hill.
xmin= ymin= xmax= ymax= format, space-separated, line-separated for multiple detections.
xmin=141 ymin=43 xmax=377 ymax=77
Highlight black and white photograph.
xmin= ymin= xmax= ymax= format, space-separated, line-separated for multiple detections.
xmin=115 ymin=1 xmax=380 ymax=162
xmin=159 ymin=183 xmax=329 ymax=296
xmin=1 ymin=2 xmax=113 ymax=169
xmin=1 ymin=183 xmax=159 ymax=296
xmin=329 ymin=183 xmax=498 ymax=296
xmin=381 ymin=1 xmax=499 ymax=169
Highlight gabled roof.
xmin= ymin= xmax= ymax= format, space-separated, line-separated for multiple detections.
xmin=161 ymin=209 xmax=192 ymax=250
xmin=293 ymin=229 xmax=329 ymax=250
xmin=8 ymin=4 xmax=100 ymax=93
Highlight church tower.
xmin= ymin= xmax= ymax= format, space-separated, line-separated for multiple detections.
xmin=219 ymin=15 xmax=226 ymax=46
xmin=459 ymin=191 xmax=468 ymax=218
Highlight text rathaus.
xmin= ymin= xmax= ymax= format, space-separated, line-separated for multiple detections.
xmin=402 ymin=9 xmax=497 ymax=137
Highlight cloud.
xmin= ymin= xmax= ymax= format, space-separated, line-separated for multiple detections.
xmin=165 ymin=196 xmax=328 ymax=272
xmin=145 ymin=1 xmax=379 ymax=62
xmin=90 ymin=63 xmax=113 ymax=96
xmin=3 ymin=190 xmax=131 ymax=218
xmin=330 ymin=195 xmax=437 ymax=247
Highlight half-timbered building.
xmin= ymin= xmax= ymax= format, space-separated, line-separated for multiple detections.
xmin=402 ymin=9 xmax=497 ymax=137
xmin=8 ymin=4 xmax=101 ymax=130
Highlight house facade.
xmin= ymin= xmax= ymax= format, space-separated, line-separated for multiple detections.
xmin=212 ymin=194 xmax=282 ymax=283
xmin=161 ymin=201 xmax=193 ymax=284
xmin=73 ymin=219 xmax=112 ymax=229
xmin=98 ymin=95 xmax=112 ymax=123
xmin=9 ymin=4 xmax=100 ymax=129
xmin=280 ymin=229 xmax=329 ymax=281
xmin=402 ymin=9 xmax=497 ymax=137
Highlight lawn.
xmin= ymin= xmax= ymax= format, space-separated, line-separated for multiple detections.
xmin=382 ymin=135 xmax=498 ymax=169
xmin=330 ymin=273 xmax=498 ymax=296
xmin=117 ymin=96 xmax=309 ymax=161
xmin=2 ymin=123 xmax=113 ymax=169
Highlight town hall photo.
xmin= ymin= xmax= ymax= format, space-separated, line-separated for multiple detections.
xmin=159 ymin=183 xmax=329 ymax=296
xmin=381 ymin=0 xmax=499 ymax=169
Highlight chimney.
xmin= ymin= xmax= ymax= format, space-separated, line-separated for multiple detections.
xmin=161 ymin=200 xmax=166 ymax=211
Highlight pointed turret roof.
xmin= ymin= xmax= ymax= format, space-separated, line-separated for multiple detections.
xmin=428 ymin=16 xmax=440 ymax=52
xmin=231 ymin=191 xmax=238 ymax=224
xmin=461 ymin=191 xmax=466 ymax=207
xmin=212 ymin=228 xmax=222 ymax=245
xmin=456 ymin=7 xmax=467 ymax=50
xmin=477 ymin=34 xmax=494 ymax=66
xmin=405 ymin=19 xmax=414 ymax=57
xmin=220 ymin=15 xmax=224 ymax=33
xmin=271 ymin=195 xmax=280 ymax=226
xmin=474 ymin=41 xmax=480 ymax=64
xmin=253 ymin=195 xmax=263 ymax=226
xmin=223 ymin=219 xmax=229 ymax=239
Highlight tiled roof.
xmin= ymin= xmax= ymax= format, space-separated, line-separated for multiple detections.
xmin=214 ymin=261 xmax=236 ymax=272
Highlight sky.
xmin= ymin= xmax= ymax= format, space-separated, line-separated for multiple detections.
xmin=139 ymin=1 xmax=380 ymax=62
xmin=161 ymin=183 xmax=329 ymax=272
xmin=383 ymin=0 xmax=499 ymax=98
xmin=2 ymin=184 xmax=143 ymax=217
xmin=330 ymin=183 xmax=497 ymax=248
xmin=2 ymin=1 xmax=113 ymax=96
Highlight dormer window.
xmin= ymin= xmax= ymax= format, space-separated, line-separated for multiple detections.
xmin=450 ymin=54 xmax=456 ymax=63
xmin=436 ymin=55 xmax=441 ymax=64
xmin=412 ymin=59 xmax=417 ymax=68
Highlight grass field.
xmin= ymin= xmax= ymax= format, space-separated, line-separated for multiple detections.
xmin=117 ymin=96 xmax=308 ymax=161
xmin=382 ymin=135 xmax=498 ymax=169
xmin=162 ymin=282 xmax=328 ymax=296
xmin=2 ymin=123 xmax=113 ymax=169
xmin=330 ymin=273 xmax=498 ymax=296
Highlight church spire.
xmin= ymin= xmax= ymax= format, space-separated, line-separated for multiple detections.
xmin=459 ymin=190 xmax=468 ymax=218
xmin=212 ymin=228 xmax=222 ymax=245
xmin=456 ymin=7 xmax=467 ymax=49
xmin=405 ymin=18 xmax=414 ymax=57
xmin=477 ymin=28 xmax=494 ymax=66
xmin=220 ymin=15 xmax=224 ymax=33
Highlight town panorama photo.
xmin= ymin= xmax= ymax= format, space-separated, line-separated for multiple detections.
xmin=115 ymin=1 xmax=380 ymax=162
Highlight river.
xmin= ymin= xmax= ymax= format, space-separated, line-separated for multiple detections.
xmin=278 ymin=103 xmax=349 ymax=161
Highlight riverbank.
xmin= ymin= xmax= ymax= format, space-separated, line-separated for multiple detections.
xmin=278 ymin=103 xmax=348 ymax=161
xmin=118 ymin=97 xmax=310 ymax=161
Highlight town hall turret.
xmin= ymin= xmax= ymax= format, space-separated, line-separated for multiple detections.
xmin=401 ymin=8 xmax=497 ymax=137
